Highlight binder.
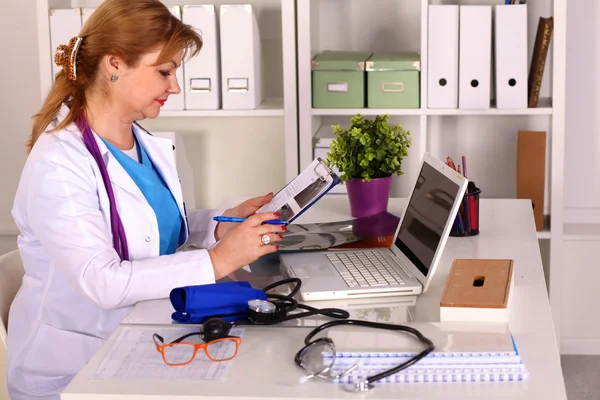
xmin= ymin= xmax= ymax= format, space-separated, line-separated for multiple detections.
xmin=49 ymin=8 xmax=83 ymax=80
xmin=427 ymin=5 xmax=459 ymax=109
xmin=458 ymin=6 xmax=492 ymax=109
xmin=219 ymin=5 xmax=263 ymax=110
xmin=494 ymin=5 xmax=528 ymax=109
xmin=161 ymin=6 xmax=185 ymax=111
xmin=181 ymin=5 xmax=221 ymax=110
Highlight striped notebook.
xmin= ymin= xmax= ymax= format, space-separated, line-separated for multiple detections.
xmin=324 ymin=322 xmax=528 ymax=384
xmin=331 ymin=363 xmax=528 ymax=383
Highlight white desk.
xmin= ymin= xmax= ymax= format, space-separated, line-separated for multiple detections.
xmin=61 ymin=198 xmax=567 ymax=400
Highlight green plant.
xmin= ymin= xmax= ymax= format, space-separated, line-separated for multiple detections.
xmin=326 ymin=113 xmax=411 ymax=182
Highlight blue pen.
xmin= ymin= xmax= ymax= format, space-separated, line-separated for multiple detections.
xmin=213 ymin=216 xmax=289 ymax=226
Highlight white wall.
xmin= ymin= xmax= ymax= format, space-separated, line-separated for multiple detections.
xmin=564 ymin=0 xmax=600 ymax=223
xmin=0 ymin=0 xmax=43 ymax=251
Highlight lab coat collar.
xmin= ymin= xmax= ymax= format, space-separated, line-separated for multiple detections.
xmin=132 ymin=123 xmax=186 ymax=218
xmin=55 ymin=104 xmax=185 ymax=221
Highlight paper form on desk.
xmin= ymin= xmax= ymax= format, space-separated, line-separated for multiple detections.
xmin=94 ymin=326 xmax=245 ymax=381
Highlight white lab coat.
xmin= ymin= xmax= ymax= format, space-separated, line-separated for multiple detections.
xmin=7 ymin=104 xmax=224 ymax=400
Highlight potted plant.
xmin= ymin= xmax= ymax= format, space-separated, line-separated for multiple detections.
xmin=325 ymin=113 xmax=411 ymax=218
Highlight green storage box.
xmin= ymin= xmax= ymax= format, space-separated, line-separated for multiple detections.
xmin=312 ymin=51 xmax=372 ymax=108
xmin=366 ymin=53 xmax=421 ymax=108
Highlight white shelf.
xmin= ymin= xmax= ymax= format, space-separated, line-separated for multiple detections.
xmin=158 ymin=98 xmax=284 ymax=118
xmin=53 ymin=0 xmax=282 ymax=8
xmin=312 ymin=103 xmax=553 ymax=117
xmin=312 ymin=108 xmax=422 ymax=116
xmin=564 ymin=224 xmax=600 ymax=241
xmin=426 ymin=99 xmax=553 ymax=116
xmin=537 ymin=230 xmax=551 ymax=240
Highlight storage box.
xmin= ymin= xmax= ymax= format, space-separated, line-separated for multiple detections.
xmin=312 ymin=51 xmax=372 ymax=108
xmin=366 ymin=53 xmax=421 ymax=108
xmin=220 ymin=4 xmax=263 ymax=110
xmin=440 ymin=259 xmax=514 ymax=322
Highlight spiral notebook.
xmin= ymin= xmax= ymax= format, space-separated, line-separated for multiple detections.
xmin=324 ymin=322 xmax=529 ymax=383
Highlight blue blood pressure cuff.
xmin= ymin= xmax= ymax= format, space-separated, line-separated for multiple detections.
xmin=169 ymin=281 xmax=267 ymax=324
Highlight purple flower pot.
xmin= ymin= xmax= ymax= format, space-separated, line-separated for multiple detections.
xmin=345 ymin=176 xmax=393 ymax=218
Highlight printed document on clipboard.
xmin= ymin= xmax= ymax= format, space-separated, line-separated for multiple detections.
xmin=256 ymin=158 xmax=341 ymax=223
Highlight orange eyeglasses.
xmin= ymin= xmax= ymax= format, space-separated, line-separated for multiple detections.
xmin=153 ymin=331 xmax=241 ymax=366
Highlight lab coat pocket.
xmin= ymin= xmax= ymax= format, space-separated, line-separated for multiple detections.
xmin=23 ymin=323 xmax=105 ymax=393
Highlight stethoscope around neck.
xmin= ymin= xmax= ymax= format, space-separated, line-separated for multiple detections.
xmin=77 ymin=113 xmax=129 ymax=261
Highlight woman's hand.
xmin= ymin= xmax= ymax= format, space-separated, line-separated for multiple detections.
xmin=208 ymin=211 xmax=285 ymax=279
xmin=214 ymin=192 xmax=274 ymax=241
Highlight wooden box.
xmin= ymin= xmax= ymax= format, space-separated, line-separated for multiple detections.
xmin=440 ymin=259 xmax=514 ymax=322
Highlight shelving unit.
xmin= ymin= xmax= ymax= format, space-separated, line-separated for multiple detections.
xmin=33 ymin=0 xmax=567 ymax=347
xmin=297 ymin=0 xmax=566 ymax=340
xmin=158 ymin=97 xmax=284 ymax=117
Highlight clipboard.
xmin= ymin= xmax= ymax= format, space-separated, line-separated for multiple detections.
xmin=256 ymin=158 xmax=341 ymax=224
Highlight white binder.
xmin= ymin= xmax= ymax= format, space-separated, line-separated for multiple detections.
xmin=494 ymin=4 xmax=528 ymax=109
xmin=181 ymin=5 xmax=221 ymax=110
xmin=49 ymin=8 xmax=83 ymax=81
xmin=458 ymin=5 xmax=492 ymax=109
xmin=219 ymin=5 xmax=263 ymax=110
xmin=427 ymin=5 xmax=459 ymax=109
xmin=81 ymin=8 xmax=96 ymax=26
xmin=162 ymin=6 xmax=185 ymax=111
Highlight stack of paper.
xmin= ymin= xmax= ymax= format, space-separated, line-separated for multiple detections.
xmin=324 ymin=322 xmax=528 ymax=383
xmin=94 ymin=326 xmax=245 ymax=382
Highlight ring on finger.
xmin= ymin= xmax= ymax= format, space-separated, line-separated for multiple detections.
xmin=261 ymin=234 xmax=271 ymax=245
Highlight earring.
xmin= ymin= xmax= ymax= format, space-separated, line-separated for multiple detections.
xmin=111 ymin=73 xmax=118 ymax=82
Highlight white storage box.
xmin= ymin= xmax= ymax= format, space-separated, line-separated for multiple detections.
xmin=219 ymin=4 xmax=263 ymax=110
xmin=182 ymin=5 xmax=221 ymax=110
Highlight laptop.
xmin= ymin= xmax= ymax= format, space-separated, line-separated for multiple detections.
xmin=279 ymin=152 xmax=468 ymax=301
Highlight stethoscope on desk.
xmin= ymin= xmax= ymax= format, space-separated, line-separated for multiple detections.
xmin=294 ymin=319 xmax=435 ymax=392
xmin=201 ymin=277 xmax=436 ymax=393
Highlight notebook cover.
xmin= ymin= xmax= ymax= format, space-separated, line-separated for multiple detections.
xmin=440 ymin=259 xmax=514 ymax=309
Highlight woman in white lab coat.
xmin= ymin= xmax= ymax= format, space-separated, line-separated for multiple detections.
xmin=6 ymin=1 xmax=285 ymax=398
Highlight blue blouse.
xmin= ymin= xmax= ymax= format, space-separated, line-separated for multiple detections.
xmin=101 ymin=136 xmax=183 ymax=255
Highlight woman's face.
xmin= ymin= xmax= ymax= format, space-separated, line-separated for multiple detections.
xmin=111 ymin=48 xmax=183 ymax=120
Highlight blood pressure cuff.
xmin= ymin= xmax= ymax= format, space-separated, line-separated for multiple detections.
xmin=169 ymin=281 xmax=267 ymax=324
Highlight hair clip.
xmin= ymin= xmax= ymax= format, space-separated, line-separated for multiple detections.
xmin=54 ymin=36 xmax=83 ymax=81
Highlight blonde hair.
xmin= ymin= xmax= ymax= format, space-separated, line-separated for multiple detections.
xmin=28 ymin=0 xmax=202 ymax=152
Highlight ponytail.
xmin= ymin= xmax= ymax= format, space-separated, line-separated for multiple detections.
xmin=28 ymin=71 xmax=85 ymax=153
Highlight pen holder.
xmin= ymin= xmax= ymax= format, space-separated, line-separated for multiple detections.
xmin=450 ymin=187 xmax=481 ymax=237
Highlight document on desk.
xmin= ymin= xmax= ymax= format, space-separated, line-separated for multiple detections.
xmin=94 ymin=326 xmax=245 ymax=381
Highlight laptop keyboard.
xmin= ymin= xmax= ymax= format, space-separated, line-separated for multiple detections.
xmin=325 ymin=251 xmax=405 ymax=288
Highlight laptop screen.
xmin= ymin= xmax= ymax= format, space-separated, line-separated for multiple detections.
xmin=394 ymin=161 xmax=462 ymax=277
